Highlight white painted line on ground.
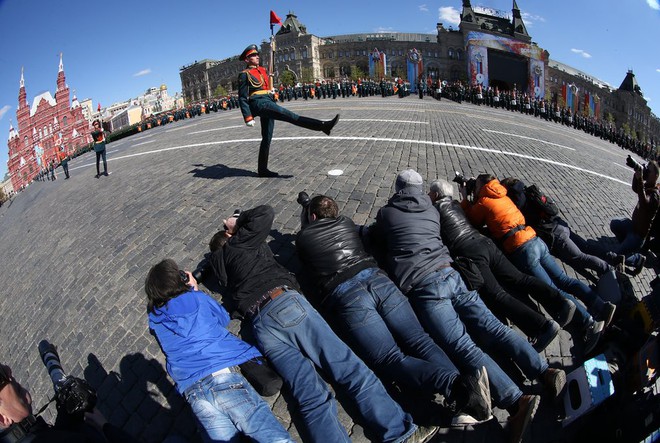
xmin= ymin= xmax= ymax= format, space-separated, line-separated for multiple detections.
xmin=96 ymin=135 xmax=629 ymax=185
xmin=340 ymin=119 xmax=428 ymax=124
xmin=190 ymin=125 xmax=244 ymax=134
xmin=482 ymin=129 xmax=575 ymax=151
xmin=134 ymin=140 xmax=156 ymax=147
xmin=106 ymin=150 xmax=120 ymax=154
xmin=612 ymin=162 xmax=632 ymax=171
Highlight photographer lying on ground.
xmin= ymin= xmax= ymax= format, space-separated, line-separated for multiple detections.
xmin=460 ymin=173 xmax=608 ymax=354
xmin=428 ymin=179 xmax=572 ymax=352
xmin=0 ymin=344 xmax=137 ymax=443
xmin=145 ymin=258 xmax=293 ymax=443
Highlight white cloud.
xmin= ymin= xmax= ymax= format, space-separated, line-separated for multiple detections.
xmin=419 ymin=4 xmax=429 ymax=12
xmin=133 ymin=68 xmax=151 ymax=77
xmin=374 ymin=26 xmax=396 ymax=33
xmin=0 ymin=105 xmax=11 ymax=121
xmin=647 ymin=0 xmax=659 ymax=10
xmin=438 ymin=6 xmax=460 ymax=27
xmin=656 ymin=68 xmax=660 ymax=73
xmin=521 ymin=12 xmax=545 ymax=27
xmin=571 ymin=48 xmax=592 ymax=58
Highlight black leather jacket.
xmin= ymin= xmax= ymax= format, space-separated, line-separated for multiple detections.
xmin=296 ymin=216 xmax=376 ymax=302
xmin=434 ymin=196 xmax=482 ymax=250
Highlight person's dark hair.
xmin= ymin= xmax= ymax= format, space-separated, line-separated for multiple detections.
xmin=209 ymin=230 xmax=228 ymax=252
xmin=309 ymin=195 xmax=339 ymax=219
xmin=648 ymin=160 xmax=659 ymax=177
xmin=145 ymin=259 xmax=189 ymax=313
xmin=92 ymin=119 xmax=101 ymax=127
xmin=476 ymin=173 xmax=497 ymax=185
xmin=499 ymin=177 xmax=519 ymax=188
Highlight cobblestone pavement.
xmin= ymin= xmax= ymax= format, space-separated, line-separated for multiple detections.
xmin=0 ymin=96 xmax=656 ymax=442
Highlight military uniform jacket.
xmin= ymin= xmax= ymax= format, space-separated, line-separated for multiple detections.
xmin=238 ymin=65 xmax=270 ymax=123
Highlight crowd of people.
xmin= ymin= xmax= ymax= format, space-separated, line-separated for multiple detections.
xmin=437 ymin=81 xmax=657 ymax=161
xmin=138 ymin=162 xmax=655 ymax=442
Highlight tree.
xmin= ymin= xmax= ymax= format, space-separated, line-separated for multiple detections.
xmin=351 ymin=66 xmax=366 ymax=82
xmin=0 ymin=187 xmax=6 ymax=205
xmin=279 ymin=70 xmax=296 ymax=86
xmin=213 ymin=84 xmax=228 ymax=97
xmin=300 ymin=67 xmax=314 ymax=83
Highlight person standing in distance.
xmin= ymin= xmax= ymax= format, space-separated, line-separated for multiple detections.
xmin=237 ymin=44 xmax=340 ymax=177
xmin=90 ymin=120 xmax=108 ymax=178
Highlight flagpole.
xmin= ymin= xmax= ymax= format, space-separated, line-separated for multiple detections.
xmin=270 ymin=24 xmax=275 ymax=91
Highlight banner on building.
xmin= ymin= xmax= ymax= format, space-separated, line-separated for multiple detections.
xmin=406 ymin=49 xmax=423 ymax=92
xmin=369 ymin=48 xmax=386 ymax=79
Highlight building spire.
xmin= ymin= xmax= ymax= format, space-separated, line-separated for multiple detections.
xmin=20 ymin=66 xmax=24 ymax=88
xmin=58 ymin=52 xmax=63 ymax=72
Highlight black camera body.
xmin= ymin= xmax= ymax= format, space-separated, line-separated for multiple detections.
xmin=38 ymin=340 xmax=97 ymax=416
xmin=452 ymin=172 xmax=476 ymax=195
xmin=626 ymin=155 xmax=650 ymax=180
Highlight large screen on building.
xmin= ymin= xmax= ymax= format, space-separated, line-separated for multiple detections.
xmin=488 ymin=49 xmax=528 ymax=91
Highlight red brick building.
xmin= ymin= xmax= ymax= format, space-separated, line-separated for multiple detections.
xmin=6 ymin=54 xmax=92 ymax=189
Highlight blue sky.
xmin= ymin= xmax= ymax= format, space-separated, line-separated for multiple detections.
xmin=1 ymin=0 xmax=659 ymax=179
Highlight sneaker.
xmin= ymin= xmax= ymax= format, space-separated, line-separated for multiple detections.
xmin=507 ymin=395 xmax=540 ymax=443
xmin=628 ymin=255 xmax=646 ymax=276
xmin=541 ymin=367 xmax=566 ymax=398
xmin=554 ymin=299 xmax=576 ymax=328
xmin=583 ymin=320 xmax=604 ymax=355
xmin=531 ymin=320 xmax=561 ymax=352
xmin=103 ymin=171 xmax=109 ymax=177
xmin=599 ymin=302 xmax=617 ymax=328
xmin=404 ymin=425 xmax=439 ymax=443
xmin=450 ymin=413 xmax=487 ymax=427
xmin=451 ymin=366 xmax=492 ymax=421
xmin=95 ymin=174 xmax=100 ymax=179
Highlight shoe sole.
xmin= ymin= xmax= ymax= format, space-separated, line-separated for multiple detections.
xmin=450 ymin=413 xmax=492 ymax=427
xmin=601 ymin=305 xmax=616 ymax=329
xmin=509 ymin=396 xmax=540 ymax=443
xmin=546 ymin=370 xmax=567 ymax=398
xmin=475 ymin=366 xmax=492 ymax=421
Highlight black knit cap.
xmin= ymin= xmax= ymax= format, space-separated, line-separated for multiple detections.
xmin=240 ymin=44 xmax=260 ymax=61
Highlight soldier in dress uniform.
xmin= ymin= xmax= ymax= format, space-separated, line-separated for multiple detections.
xmin=237 ymin=45 xmax=340 ymax=177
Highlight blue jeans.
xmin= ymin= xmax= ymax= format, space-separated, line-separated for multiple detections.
xmin=606 ymin=218 xmax=645 ymax=267
xmin=251 ymin=290 xmax=415 ymax=443
xmin=408 ymin=268 xmax=528 ymax=409
xmin=510 ymin=237 xmax=595 ymax=328
xmin=331 ymin=268 xmax=459 ymax=396
xmin=185 ymin=370 xmax=293 ymax=443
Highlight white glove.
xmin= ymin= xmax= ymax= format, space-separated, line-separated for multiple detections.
xmin=246 ymin=120 xmax=255 ymax=127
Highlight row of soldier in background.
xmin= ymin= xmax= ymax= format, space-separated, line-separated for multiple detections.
xmin=272 ymin=78 xmax=413 ymax=101
xmin=436 ymin=81 xmax=657 ymax=161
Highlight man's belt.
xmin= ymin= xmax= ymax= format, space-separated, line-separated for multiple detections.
xmin=250 ymin=90 xmax=271 ymax=97
xmin=501 ymin=224 xmax=526 ymax=242
xmin=245 ymin=287 xmax=287 ymax=317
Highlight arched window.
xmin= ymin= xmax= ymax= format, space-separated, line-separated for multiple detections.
xmin=62 ymin=116 xmax=68 ymax=127
xmin=456 ymin=49 xmax=463 ymax=61
xmin=24 ymin=136 xmax=29 ymax=147
xmin=448 ymin=49 xmax=454 ymax=59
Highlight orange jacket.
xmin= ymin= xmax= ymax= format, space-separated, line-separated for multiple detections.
xmin=462 ymin=179 xmax=536 ymax=254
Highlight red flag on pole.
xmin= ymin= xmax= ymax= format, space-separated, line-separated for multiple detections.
xmin=97 ymin=102 xmax=101 ymax=112
xmin=270 ymin=10 xmax=282 ymax=26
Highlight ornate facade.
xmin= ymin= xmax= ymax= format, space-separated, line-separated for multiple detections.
xmin=6 ymin=55 xmax=92 ymax=189
xmin=179 ymin=2 xmax=659 ymax=146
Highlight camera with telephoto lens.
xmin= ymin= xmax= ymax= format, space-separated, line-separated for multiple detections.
xmin=626 ymin=155 xmax=650 ymax=180
xmin=297 ymin=191 xmax=312 ymax=227
xmin=38 ymin=340 xmax=97 ymax=416
xmin=452 ymin=172 xmax=476 ymax=195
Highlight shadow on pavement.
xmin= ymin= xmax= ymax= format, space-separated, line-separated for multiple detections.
xmin=189 ymin=163 xmax=258 ymax=179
